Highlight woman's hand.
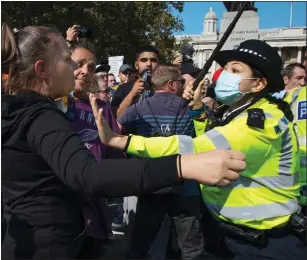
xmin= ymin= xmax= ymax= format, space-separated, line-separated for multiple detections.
xmin=180 ymin=150 xmax=246 ymax=186
xmin=89 ymin=94 xmax=128 ymax=150
xmin=182 ymin=79 xmax=204 ymax=110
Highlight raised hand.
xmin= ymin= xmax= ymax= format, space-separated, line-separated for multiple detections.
xmin=89 ymin=93 xmax=128 ymax=149
xmin=66 ymin=24 xmax=80 ymax=43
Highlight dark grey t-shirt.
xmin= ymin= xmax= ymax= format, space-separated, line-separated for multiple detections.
xmin=118 ymin=92 xmax=199 ymax=195
xmin=118 ymin=92 xmax=195 ymax=137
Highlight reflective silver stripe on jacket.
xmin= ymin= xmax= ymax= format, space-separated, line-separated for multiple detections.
xmin=298 ymin=136 xmax=307 ymax=147
xmin=205 ymin=199 xmax=298 ymax=220
xmin=198 ymin=109 xmax=298 ymax=219
xmin=290 ymin=89 xmax=300 ymax=119
xmin=211 ymin=122 xmax=298 ymax=189
xmin=177 ymin=135 xmax=194 ymax=154
xmin=297 ymin=135 xmax=306 ymax=167
xmin=279 ymin=127 xmax=292 ymax=176
xmin=205 ymin=129 xmax=231 ymax=150
xmin=222 ymin=174 xmax=299 ymax=189
xmin=291 ymin=88 xmax=300 ymax=103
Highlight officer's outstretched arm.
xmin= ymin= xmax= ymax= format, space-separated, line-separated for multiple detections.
xmin=90 ymin=93 xmax=273 ymax=164
xmin=125 ymin=125 xmax=241 ymax=158
xmin=126 ymin=113 xmax=272 ymax=162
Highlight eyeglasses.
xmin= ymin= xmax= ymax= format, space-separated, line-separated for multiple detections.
xmin=139 ymin=57 xmax=159 ymax=63
xmin=162 ymin=79 xmax=185 ymax=87
xmin=175 ymin=79 xmax=185 ymax=85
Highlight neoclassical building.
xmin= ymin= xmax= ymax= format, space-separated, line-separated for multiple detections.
xmin=175 ymin=8 xmax=306 ymax=79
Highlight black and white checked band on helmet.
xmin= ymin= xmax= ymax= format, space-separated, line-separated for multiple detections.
xmin=238 ymin=48 xmax=268 ymax=61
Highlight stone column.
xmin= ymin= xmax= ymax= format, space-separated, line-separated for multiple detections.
xmin=278 ymin=47 xmax=282 ymax=57
xmin=210 ymin=51 xmax=214 ymax=73
xmin=297 ymin=47 xmax=302 ymax=63
xmin=196 ymin=50 xmax=200 ymax=67
xmin=201 ymin=50 xmax=204 ymax=67
xmin=194 ymin=50 xmax=198 ymax=66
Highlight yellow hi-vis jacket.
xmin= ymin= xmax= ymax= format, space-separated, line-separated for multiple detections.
xmin=125 ymin=98 xmax=300 ymax=230
xmin=284 ymin=86 xmax=307 ymax=206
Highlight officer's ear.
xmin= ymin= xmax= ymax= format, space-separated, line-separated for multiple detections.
xmin=251 ymin=78 xmax=267 ymax=93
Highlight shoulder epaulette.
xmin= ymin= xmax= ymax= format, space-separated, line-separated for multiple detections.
xmin=247 ymin=108 xmax=266 ymax=129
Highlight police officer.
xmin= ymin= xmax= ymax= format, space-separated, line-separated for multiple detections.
xmin=284 ymin=86 xmax=307 ymax=214
xmin=94 ymin=40 xmax=306 ymax=259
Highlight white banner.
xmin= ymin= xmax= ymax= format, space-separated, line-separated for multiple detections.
xmin=108 ymin=56 xmax=124 ymax=82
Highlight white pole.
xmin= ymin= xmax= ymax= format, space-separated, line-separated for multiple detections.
xmin=290 ymin=2 xmax=293 ymax=28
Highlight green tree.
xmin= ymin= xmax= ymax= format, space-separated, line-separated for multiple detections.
xmin=173 ymin=36 xmax=193 ymax=54
xmin=1 ymin=1 xmax=184 ymax=63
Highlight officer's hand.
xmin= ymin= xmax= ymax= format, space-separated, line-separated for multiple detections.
xmin=202 ymin=97 xmax=216 ymax=109
xmin=130 ymin=78 xmax=145 ymax=97
xmin=182 ymin=79 xmax=204 ymax=110
xmin=89 ymin=94 xmax=128 ymax=149
xmin=202 ymin=79 xmax=210 ymax=97
xmin=180 ymin=150 xmax=246 ymax=186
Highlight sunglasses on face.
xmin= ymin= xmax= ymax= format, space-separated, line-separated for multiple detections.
xmin=139 ymin=57 xmax=159 ymax=63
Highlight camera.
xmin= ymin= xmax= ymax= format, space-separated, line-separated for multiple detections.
xmin=78 ymin=27 xmax=92 ymax=38
xmin=179 ymin=44 xmax=195 ymax=63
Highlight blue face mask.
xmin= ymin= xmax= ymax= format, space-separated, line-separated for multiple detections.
xmin=215 ymin=70 xmax=256 ymax=106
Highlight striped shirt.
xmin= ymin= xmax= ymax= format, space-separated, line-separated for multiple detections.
xmin=118 ymin=92 xmax=198 ymax=195
xmin=118 ymin=92 xmax=195 ymax=137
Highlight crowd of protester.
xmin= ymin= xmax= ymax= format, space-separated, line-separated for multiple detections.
xmin=1 ymin=22 xmax=306 ymax=260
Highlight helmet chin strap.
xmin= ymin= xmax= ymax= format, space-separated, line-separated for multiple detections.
xmin=229 ymin=92 xmax=254 ymax=111
xmin=231 ymin=78 xmax=260 ymax=108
